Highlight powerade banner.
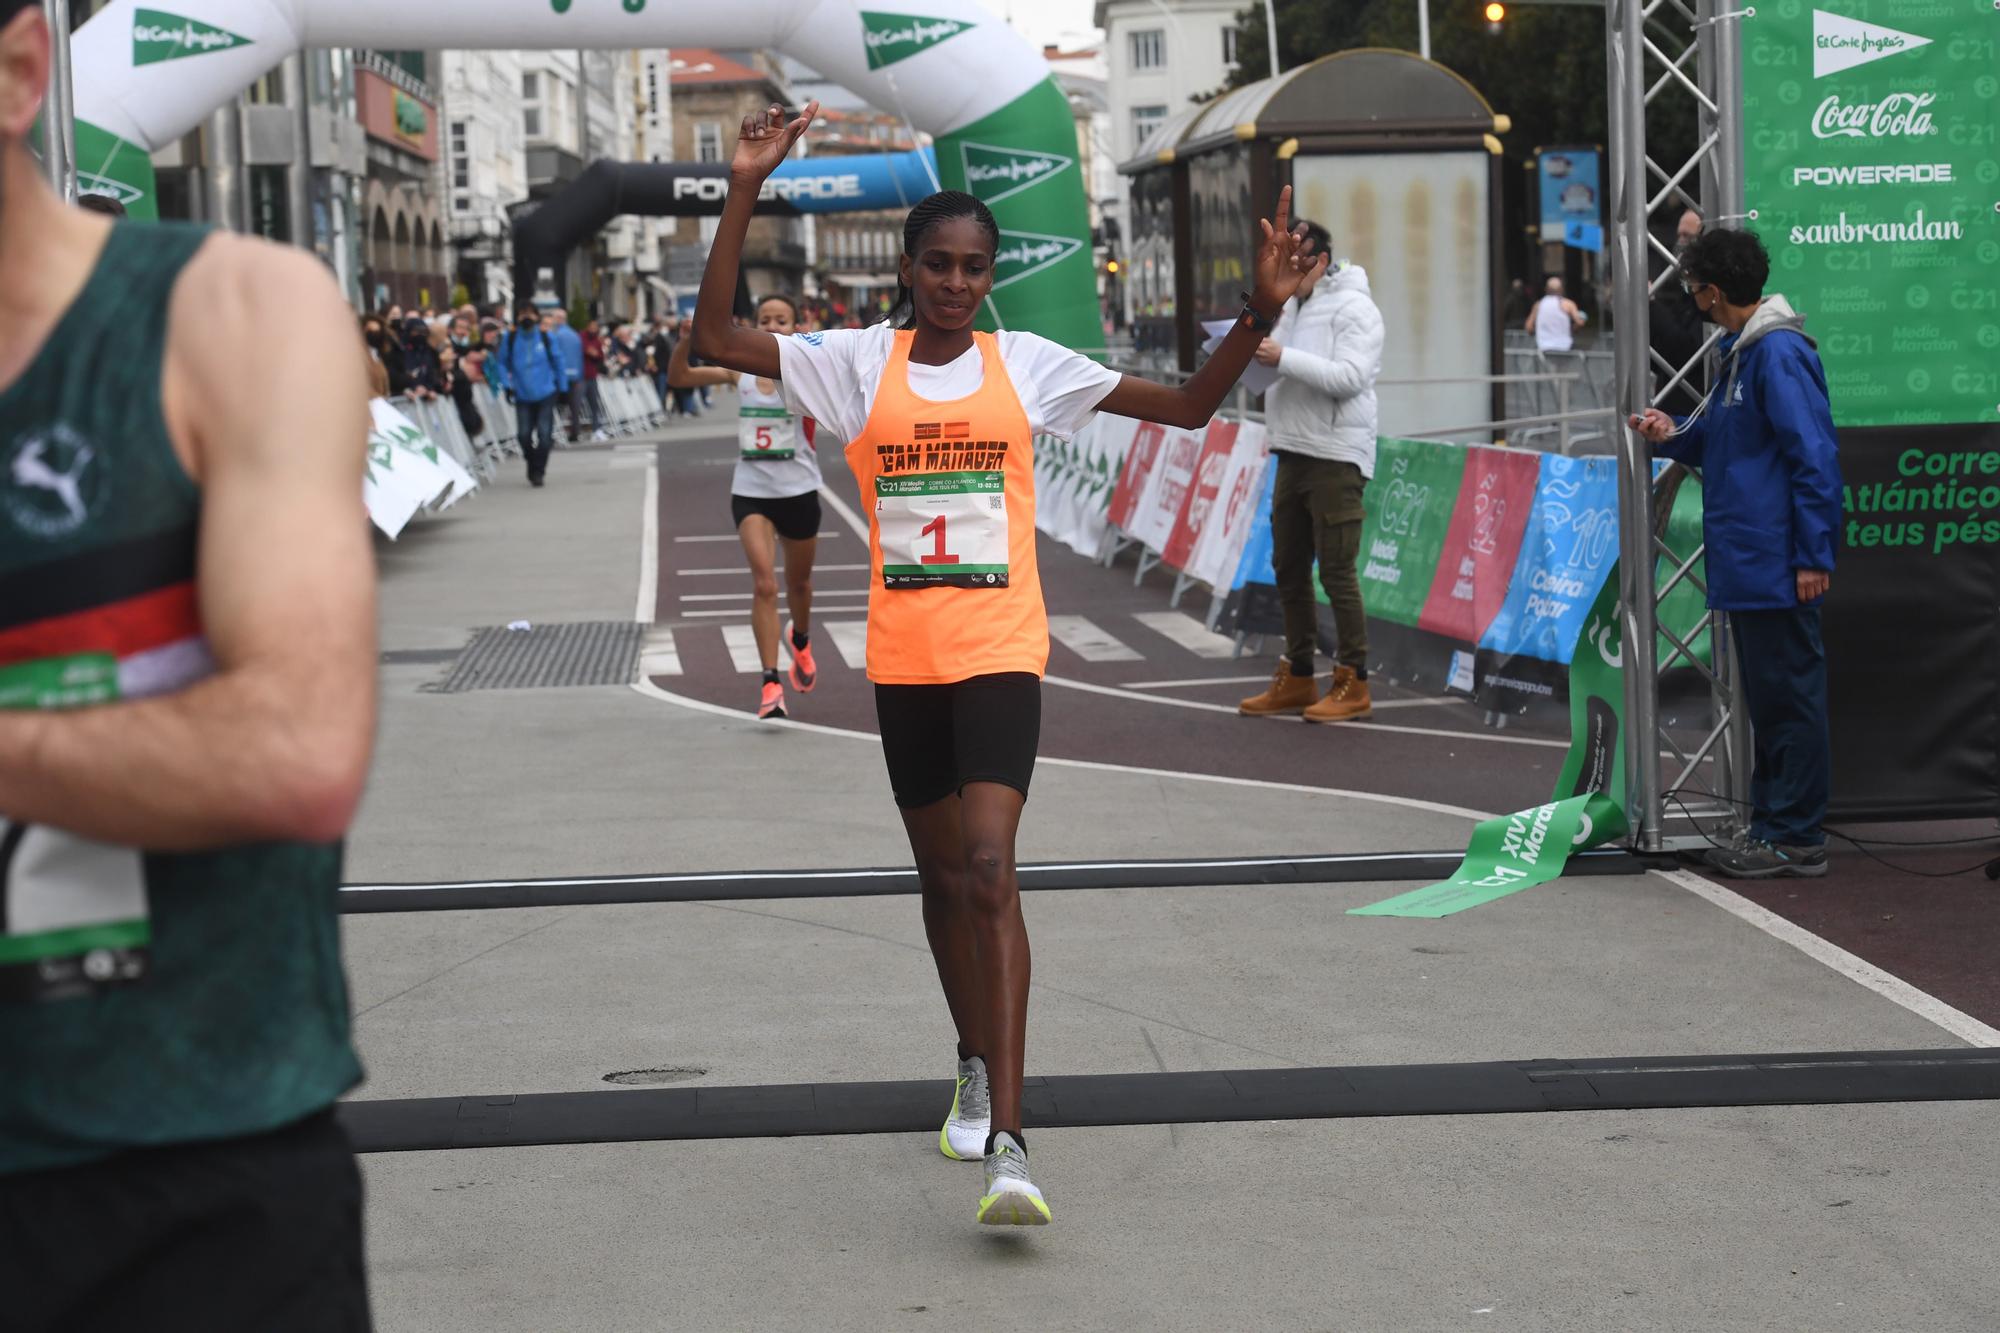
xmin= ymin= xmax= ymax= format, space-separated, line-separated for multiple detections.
xmin=1417 ymin=445 xmax=1541 ymax=646
xmin=1741 ymin=2 xmax=2000 ymax=426
xmin=1475 ymin=455 xmax=1620 ymax=711
xmin=1537 ymin=148 xmax=1601 ymax=243
xmin=1355 ymin=439 xmax=1465 ymax=626
xmin=652 ymin=150 xmax=941 ymax=216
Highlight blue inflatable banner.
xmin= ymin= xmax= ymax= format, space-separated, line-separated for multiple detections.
xmin=768 ymin=149 xmax=938 ymax=213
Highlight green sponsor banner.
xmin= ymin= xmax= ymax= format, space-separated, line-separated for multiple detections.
xmin=1350 ymin=438 xmax=1466 ymax=626
xmin=860 ymin=10 xmax=975 ymax=70
xmin=0 ymin=654 xmax=119 ymax=711
xmin=934 ymin=80 xmax=1101 ymax=356
xmin=132 ymin=8 xmax=252 ymax=65
xmin=65 ymin=120 xmax=158 ymax=221
xmin=1353 ymin=563 xmax=1630 ymax=917
xmin=1741 ymin=1 xmax=2000 ymax=426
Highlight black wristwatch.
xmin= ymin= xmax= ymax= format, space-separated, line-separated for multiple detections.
xmin=1239 ymin=292 xmax=1279 ymax=333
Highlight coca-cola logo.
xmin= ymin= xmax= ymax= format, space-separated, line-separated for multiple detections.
xmin=1811 ymin=92 xmax=1937 ymax=140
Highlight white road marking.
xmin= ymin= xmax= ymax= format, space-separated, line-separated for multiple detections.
xmin=823 ymin=620 xmax=870 ymax=670
xmin=677 ymin=563 xmax=871 ymax=577
xmin=1043 ymin=675 xmax=1570 ymax=750
xmin=1134 ymin=610 xmax=1239 ymax=659
xmin=1123 ymin=673 xmax=1279 ymax=689
xmin=1657 ymin=869 xmax=2000 ymax=1048
xmin=674 ymin=531 xmax=840 ymax=543
xmin=1048 ymin=615 xmax=1143 ymax=663
xmin=721 ymin=624 xmax=769 ymax=673
xmin=638 ymin=627 xmax=681 ymax=677
xmin=679 ymin=589 xmax=870 ymax=603
xmin=819 ymin=483 xmax=871 ymax=543
xmin=635 ymin=459 xmax=659 ymax=624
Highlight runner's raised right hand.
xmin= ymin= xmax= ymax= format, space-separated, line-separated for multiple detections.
xmin=731 ymin=101 xmax=820 ymax=186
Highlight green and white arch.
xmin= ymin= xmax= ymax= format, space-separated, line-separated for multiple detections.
xmin=69 ymin=1 xmax=1097 ymax=348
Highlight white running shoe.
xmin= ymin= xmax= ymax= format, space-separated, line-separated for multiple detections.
xmin=978 ymin=1131 xmax=1050 ymax=1226
xmin=940 ymin=1054 xmax=991 ymax=1161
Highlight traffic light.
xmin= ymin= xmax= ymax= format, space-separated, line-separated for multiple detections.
xmin=1485 ymin=1 xmax=1506 ymax=31
xmin=1106 ymin=259 xmax=1121 ymax=275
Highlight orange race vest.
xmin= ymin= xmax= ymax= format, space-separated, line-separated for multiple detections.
xmin=845 ymin=330 xmax=1048 ymax=685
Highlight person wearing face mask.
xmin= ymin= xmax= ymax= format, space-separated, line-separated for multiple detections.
xmin=1630 ymin=227 xmax=1841 ymax=880
xmin=1648 ymin=207 xmax=1709 ymax=415
xmin=486 ymin=306 xmax=572 ymax=487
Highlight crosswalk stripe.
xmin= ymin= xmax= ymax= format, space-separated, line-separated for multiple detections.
xmin=1133 ymin=610 xmax=1239 ymax=660
xmin=679 ymin=589 xmax=871 ymax=602
xmin=677 ymin=563 xmax=871 ymax=577
xmin=1048 ymin=614 xmax=1142 ymax=662
xmin=721 ymin=624 xmax=769 ymax=673
xmin=639 ymin=627 xmax=683 ymax=677
xmin=823 ymin=620 xmax=869 ymax=670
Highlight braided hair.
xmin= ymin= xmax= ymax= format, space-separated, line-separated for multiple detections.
xmin=885 ymin=190 xmax=1001 ymax=329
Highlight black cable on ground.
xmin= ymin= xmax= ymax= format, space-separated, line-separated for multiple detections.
xmin=1663 ymin=788 xmax=1999 ymax=879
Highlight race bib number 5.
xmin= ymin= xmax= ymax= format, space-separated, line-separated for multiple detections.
xmin=877 ymin=471 xmax=1009 ymax=589
xmin=739 ymin=407 xmax=797 ymax=461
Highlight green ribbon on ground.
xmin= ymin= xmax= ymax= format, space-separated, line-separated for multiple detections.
xmin=1352 ymin=561 xmax=1632 ymax=918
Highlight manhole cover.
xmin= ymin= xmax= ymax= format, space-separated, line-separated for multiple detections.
xmin=426 ymin=621 xmax=642 ymax=693
xmin=603 ymin=1067 xmax=708 ymax=1087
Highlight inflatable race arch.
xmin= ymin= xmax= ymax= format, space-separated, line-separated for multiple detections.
xmin=69 ymin=1 xmax=1099 ymax=346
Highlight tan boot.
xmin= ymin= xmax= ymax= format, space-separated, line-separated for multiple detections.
xmin=1238 ymin=660 xmax=1320 ymax=716
xmin=1304 ymin=666 xmax=1372 ymax=723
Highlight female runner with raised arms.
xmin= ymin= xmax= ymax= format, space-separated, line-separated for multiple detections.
xmin=669 ymin=295 xmax=822 ymax=719
xmin=691 ymin=102 xmax=1321 ymax=1227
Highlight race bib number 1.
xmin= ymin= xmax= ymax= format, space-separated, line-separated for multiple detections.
xmin=0 ymin=654 xmax=151 ymax=1003
xmin=877 ymin=471 xmax=1009 ymax=589
xmin=739 ymin=407 xmax=797 ymax=461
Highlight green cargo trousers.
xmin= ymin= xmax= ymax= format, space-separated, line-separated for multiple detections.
xmin=1269 ymin=451 xmax=1369 ymax=674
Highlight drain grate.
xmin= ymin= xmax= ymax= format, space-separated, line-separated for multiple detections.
xmin=425 ymin=621 xmax=643 ymax=693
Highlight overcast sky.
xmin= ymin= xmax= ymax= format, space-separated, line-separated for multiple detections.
xmin=991 ymin=0 xmax=1106 ymax=49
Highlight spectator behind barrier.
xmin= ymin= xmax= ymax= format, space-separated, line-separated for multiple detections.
xmin=1630 ymin=227 xmax=1841 ymax=879
xmin=1238 ymin=217 xmax=1386 ymax=727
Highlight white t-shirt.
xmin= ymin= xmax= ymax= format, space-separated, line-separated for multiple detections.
xmin=1532 ymin=294 xmax=1575 ymax=352
xmin=775 ymin=324 xmax=1122 ymax=446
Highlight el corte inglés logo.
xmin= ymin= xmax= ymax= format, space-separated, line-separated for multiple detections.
xmin=861 ymin=11 xmax=973 ymax=70
xmin=960 ymin=143 xmax=1073 ymax=206
xmin=991 ymin=231 xmax=1083 ymax=289
xmin=132 ymin=9 xmax=252 ymax=65
xmin=1811 ymin=10 xmax=1932 ymax=79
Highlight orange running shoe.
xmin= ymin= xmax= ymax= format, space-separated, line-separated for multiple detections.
xmin=757 ymin=679 xmax=787 ymax=720
xmin=786 ymin=621 xmax=817 ymax=693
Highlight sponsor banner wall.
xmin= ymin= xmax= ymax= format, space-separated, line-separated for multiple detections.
xmin=1126 ymin=426 xmax=1204 ymax=554
xmin=1475 ymin=454 xmax=1621 ymax=709
xmin=364 ymin=399 xmax=473 ymax=540
xmin=1417 ymin=445 xmax=1541 ymax=644
xmin=1741 ymin=1 xmax=1999 ymax=427
xmin=1355 ymin=438 xmax=1466 ymax=627
xmin=1159 ymin=419 xmax=1239 ymax=572
xmin=1185 ymin=423 xmax=1270 ymax=590
xmin=1106 ymin=420 xmax=1167 ymax=536
xmin=1032 ymin=414 xmax=1137 ymax=560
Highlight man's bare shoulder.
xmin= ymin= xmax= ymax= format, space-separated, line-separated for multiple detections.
xmin=167 ymin=233 xmax=366 ymax=465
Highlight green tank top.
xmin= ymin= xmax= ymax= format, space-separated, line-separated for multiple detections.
xmin=0 ymin=222 xmax=361 ymax=1174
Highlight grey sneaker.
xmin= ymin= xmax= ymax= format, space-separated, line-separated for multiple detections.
xmin=977 ymin=1131 xmax=1050 ymax=1226
xmin=939 ymin=1055 xmax=990 ymax=1161
xmin=1706 ymin=837 xmax=1829 ymax=879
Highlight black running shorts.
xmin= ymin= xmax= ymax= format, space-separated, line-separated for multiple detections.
xmin=874 ymin=672 xmax=1043 ymax=809
xmin=0 ymin=1109 xmax=372 ymax=1332
xmin=731 ymin=491 xmax=822 ymax=542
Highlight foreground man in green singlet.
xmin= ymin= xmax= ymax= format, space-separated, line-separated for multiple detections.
xmin=0 ymin=6 xmax=379 ymax=1329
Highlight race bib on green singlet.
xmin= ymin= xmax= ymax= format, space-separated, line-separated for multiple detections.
xmin=0 ymin=655 xmax=152 ymax=1003
xmin=739 ymin=406 xmax=798 ymax=462
xmin=876 ymin=471 xmax=1010 ymax=589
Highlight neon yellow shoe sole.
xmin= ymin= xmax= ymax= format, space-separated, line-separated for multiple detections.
xmin=978 ymin=1188 xmax=1052 ymax=1226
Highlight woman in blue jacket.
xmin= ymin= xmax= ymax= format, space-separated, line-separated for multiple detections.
xmin=1631 ymin=228 xmax=1841 ymax=879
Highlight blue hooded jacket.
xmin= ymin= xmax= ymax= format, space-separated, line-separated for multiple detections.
xmin=1656 ymin=295 xmax=1842 ymax=610
xmin=490 ymin=324 xmax=570 ymax=404
xmin=551 ymin=322 xmax=586 ymax=379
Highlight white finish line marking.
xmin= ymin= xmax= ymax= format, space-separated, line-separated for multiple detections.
xmin=1134 ymin=610 xmax=1239 ymax=659
xmin=1049 ymin=615 xmax=1143 ymax=662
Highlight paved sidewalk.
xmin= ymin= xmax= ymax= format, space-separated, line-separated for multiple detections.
xmin=346 ymin=440 xmax=2000 ymax=1332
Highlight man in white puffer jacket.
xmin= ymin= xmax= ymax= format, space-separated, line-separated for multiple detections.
xmin=1239 ymin=219 xmax=1386 ymax=724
